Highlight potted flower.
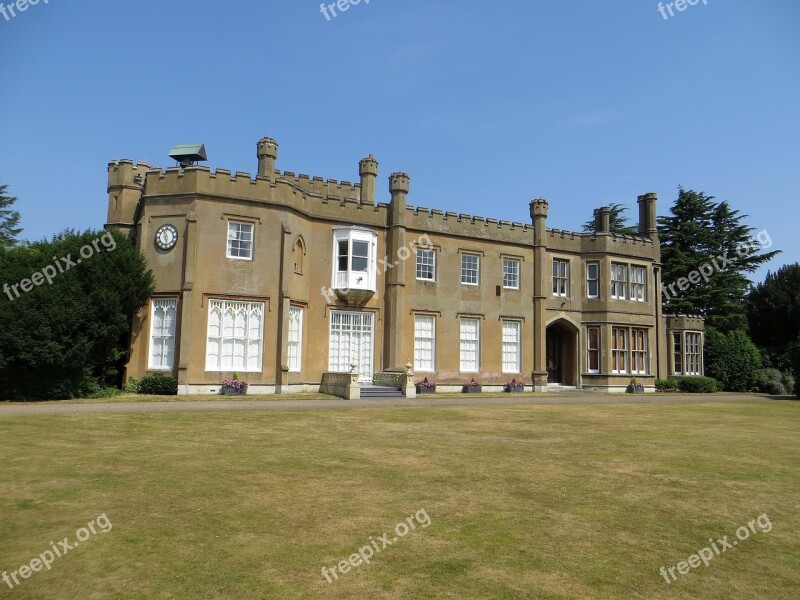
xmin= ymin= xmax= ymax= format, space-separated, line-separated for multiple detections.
xmin=416 ymin=377 xmax=436 ymax=394
xmin=221 ymin=372 xmax=249 ymax=396
xmin=462 ymin=378 xmax=482 ymax=393
xmin=504 ymin=378 xmax=525 ymax=393
xmin=627 ymin=377 xmax=645 ymax=394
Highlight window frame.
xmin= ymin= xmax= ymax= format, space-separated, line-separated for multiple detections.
xmin=414 ymin=315 xmax=436 ymax=372
xmin=459 ymin=318 xmax=480 ymax=372
xmin=630 ymin=265 xmax=647 ymax=302
xmin=332 ymin=228 xmax=377 ymax=291
xmin=205 ymin=299 xmax=264 ymax=373
xmin=631 ymin=328 xmax=648 ymax=375
xmin=416 ymin=248 xmax=436 ymax=282
xmin=586 ymin=262 xmax=600 ymax=299
xmin=686 ymin=332 xmax=702 ymax=375
xmin=673 ymin=332 xmax=683 ymax=376
xmin=226 ymin=220 xmax=255 ymax=261
xmin=552 ymin=258 xmax=570 ymax=297
xmin=610 ymin=263 xmax=628 ymax=300
xmin=461 ymin=254 xmax=480 ymax=286
xmin=502 ymin=258 xmax=520 ymax=290
xmin=611 ymin=327 xmax=629 ymax=374
xmin=501 ymin=320 xmax=522 ymax=374
xmin=148 ymin=298 xmax=178 ymax=371
xmin=587 ymin=326 xmax=600 ymax=374
xmin=287 ymin=306 xmax=303 ymax=373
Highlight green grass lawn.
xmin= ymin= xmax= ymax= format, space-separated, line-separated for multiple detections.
xmin=0 ymin=400 xmax=798 ymax=599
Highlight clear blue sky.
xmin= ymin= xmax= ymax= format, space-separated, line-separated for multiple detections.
xmin=1 ymin=0 xmax=798 ymax=280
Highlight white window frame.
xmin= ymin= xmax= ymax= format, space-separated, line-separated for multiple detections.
xmin=205 ymin=300 xmax=264 ymax=372
xmin=686 ymin=332 xmax=702 ymax=375
xmin=414 ymin=315 xmax=436 ymax=372
xmin=586 ymin=262 xmax=600 ymax=299
xmin=148 ymin=298 xmax=177 ymax=370
xmin=461 ymin=254 xmax=480 ymax=286
xmin=227 ymin=221 xmax=254 ymax=260
xmin=587 ymin=326 xmax=600 ymax=374
xmin=673 ymin=332 xmax=683 ymax=376
xmin=630 ymin=265 xmax=647 ymax=302
xmin=611 ymin=327 xmax=628 ymax=374
xmin=503 ymin=258 xmax=520 ymax=290
xmin=288 ymin=306 xmax=303 ymax=373
xmin=332 ymin=228 xmax=377 ymax=291
xmin=611 ymin=263 xmax=628 ymax=300
xmin=416 ymin=248 xmax=436 ymax=281
xmin=501 ymin=320 xmax=522 ymax=374
xmin=459 ymin=318 xmax=480 ymax=372
xmin=553 ymin=259 xmax=570 ymax=297
xmin=631 ymin=329 xmax=648 ymax=375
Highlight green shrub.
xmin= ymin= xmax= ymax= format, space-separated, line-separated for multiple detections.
xmin=655 ymin=378 xmax=679 ymax=391
xmin=124 ymin=377 xmax=141 ymax=394
xmin=704 ymin=329 xmax=762 ymax=392
xmin=0 ymin=229 xmax=154 ymax=400
xmin=138 ymin=375 xmax=178 ymax=396
xmin=781 ymin=371 xmax=795 ymax=396
xmin=678 ymin=376 xmax=719 ymax=393
xmin=756 ymin=368 xmax=787 ymax=395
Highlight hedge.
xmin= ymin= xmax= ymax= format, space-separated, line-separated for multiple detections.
xmin=678 ymin=376 xmax=719 ymax=394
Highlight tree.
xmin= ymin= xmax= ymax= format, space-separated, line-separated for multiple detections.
xmin=0 ymin=229 xmax=154 ymax=399
xmin=658 ymin=188 xmax=780 ymax=332
xmin=747 ymin=263 xmax=800 ymax=371
xmin=0 ymin=184 xmax=22 ymax=247
xmin=581 ymin=203 xmax=638 ymax=235
xmin=704 ymin=328 xmax=762 ymax=392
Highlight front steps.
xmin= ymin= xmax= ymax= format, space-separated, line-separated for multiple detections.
xmin=360 ymin=384 xmax=406 ymax=399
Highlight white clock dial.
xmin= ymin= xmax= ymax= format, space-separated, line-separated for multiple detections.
xmin=155 ymin=224 xmax=178 ymax=250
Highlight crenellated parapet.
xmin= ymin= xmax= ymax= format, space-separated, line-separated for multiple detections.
xmin=107 ymin=159 xmax=156 ymax=190
xmin=404 ymin=204 xmax=531 ymax=243
xmin=134 ymin=164 xmax=386 ymax=227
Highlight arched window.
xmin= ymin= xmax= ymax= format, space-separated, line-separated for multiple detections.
xmin=293 ymin=236 xmax=306 ymax=275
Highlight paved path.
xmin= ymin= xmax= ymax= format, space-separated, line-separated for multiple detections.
xmin=0 ymin=393 xmax=779 ymax=416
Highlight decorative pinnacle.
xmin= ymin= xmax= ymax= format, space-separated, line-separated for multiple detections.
xmin=530 ymin=198 xmax=549 ymax=218
xmin=257 ymin=137 xmax=278 ymax=159
xmin=359 ymin=154 xmax=379 ymax=177
xmin=389 ymin=172 xmax=410 ymax=194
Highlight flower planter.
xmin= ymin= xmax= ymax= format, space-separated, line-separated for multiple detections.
xmin=462 ymin=385 xmax=482 ymax=393
xmin=222 ymin=387 xmax=247 ymax=396
xmin=416 ymin=384 xmax=436 ymax=394
xmin=504 ymin=384 xmax=525 ymax=393
xmin=627 ymin=386 xmax=645 ymax=394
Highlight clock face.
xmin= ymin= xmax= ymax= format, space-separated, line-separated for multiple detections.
xmin=155 ymin=224 xmax=178 ymax=250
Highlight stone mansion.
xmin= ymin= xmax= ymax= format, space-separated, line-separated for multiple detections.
xmin=105 ymin=136 xmax=704 ymax=395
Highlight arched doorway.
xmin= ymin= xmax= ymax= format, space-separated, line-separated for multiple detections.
xmin=545 ymin=319 xmax=579 ymax=386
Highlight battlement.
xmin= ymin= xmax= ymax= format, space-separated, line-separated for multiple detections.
xmin=666 ymin=314 xmax=706 ymax=330
xmin=108 ymin=159 xmax=158 ymax=188
xmin=277 ymin=170 xmax=361 ymax=201
xmin=404 ymin=204 xmax=531 ymax=243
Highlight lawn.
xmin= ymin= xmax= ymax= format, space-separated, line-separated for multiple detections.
xmin=0 ymin=400 xmax=797 ymax=599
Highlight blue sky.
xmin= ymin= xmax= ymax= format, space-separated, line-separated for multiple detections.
xmin=1 ymin=0 xmax=798 ymax=280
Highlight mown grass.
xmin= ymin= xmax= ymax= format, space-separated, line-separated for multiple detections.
xmin=0 ymin=400 xmax=797 ymax=599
